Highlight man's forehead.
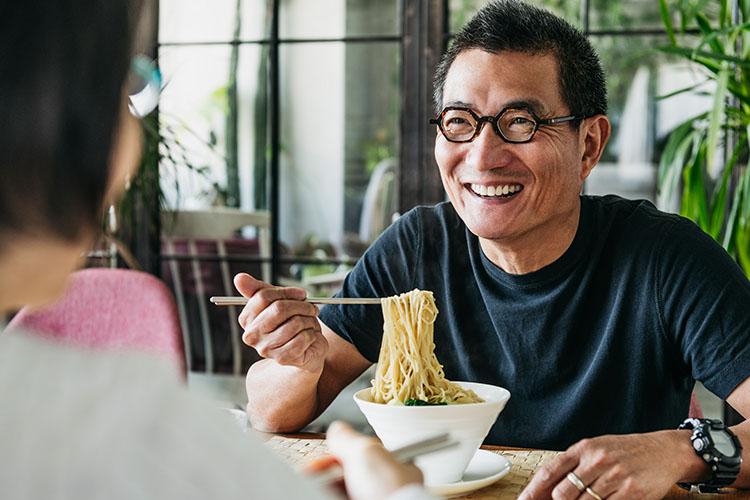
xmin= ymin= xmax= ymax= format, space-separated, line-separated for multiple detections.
xmin=442 ymin=49 xmax=562 ymax=113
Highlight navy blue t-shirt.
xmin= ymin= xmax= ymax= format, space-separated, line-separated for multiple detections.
xmin=319 ymin=195 xmax=750 ymax=450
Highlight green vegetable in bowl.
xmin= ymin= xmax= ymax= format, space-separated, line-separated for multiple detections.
xmin=404 ymin=399 xmax=447 ymax=406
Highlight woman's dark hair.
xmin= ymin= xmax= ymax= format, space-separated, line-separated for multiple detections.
xmin=0 ymin=0 xmax=141 ymax=242
xmin=433 ymin=0 xmax=607 ymax=118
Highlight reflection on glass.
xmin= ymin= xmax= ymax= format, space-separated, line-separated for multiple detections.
xmin=279 ymin=41 xmax=400 ymax=265
xmin=713 ymin=430 xmax=736 ymax=456
xmin=279 ymin=0 xmax=399 ymax=39
xmin=159 ymin=0 xmax=267 ymax=43
xmin=449 ymin=0 xmax=580 ymax=33
xmin=158 ymin=45 xmax=265 ymax=210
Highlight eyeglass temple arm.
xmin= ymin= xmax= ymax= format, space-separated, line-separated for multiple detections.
xmin=540 ymin=115 xmax=583 ymax=125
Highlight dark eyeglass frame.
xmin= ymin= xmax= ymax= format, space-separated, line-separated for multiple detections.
xmin=429 ymin=105 xmax=584 ymax=144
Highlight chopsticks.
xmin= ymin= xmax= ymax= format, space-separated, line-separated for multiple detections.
xmin=209 ymin=296 xmax=382 ymax=306
xmin=311 ymin=433 xmax=457 ymax=486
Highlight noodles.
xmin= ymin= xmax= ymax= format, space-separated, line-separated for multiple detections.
xmin=370 ymin=289 xmax=483 ymax=405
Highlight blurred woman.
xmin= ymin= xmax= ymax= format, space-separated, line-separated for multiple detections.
xmin=0 ymin=2 xmax=428 ymax=499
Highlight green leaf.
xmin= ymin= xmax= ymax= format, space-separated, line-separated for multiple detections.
xmin=709 ymin=140 xmax=742 ymax=240
xmin=706 ymin=67 xmax=729 ymax=176
xmin=660 ymin=0 xmax=677 ymax=46
xmin=695 ymin=12 xmax=724 ymax=54
xmin=656 ymin=78 xmax=712 ymax=100
xmin=720 ymin=0 xmax=729 ymax=30
xmin=681 ymin=143 xmax=710 ymax=230
xmin=658 ymin=46 xmax=750 ymax=66
xmin=658 ymin=119 xmax=702 ymax=204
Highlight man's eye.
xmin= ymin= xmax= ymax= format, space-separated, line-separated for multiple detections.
xmin=446 ymin=117 xmax=470 ymax=126
xmin=510 ymin=116 xmax=533 ymax=125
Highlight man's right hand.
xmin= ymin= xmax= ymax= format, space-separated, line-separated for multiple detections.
xmin=234 ymin=273 xmax=329 ymax=373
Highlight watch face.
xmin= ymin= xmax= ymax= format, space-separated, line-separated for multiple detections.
xmin=712 ymin=429 xmax=736 ymax=456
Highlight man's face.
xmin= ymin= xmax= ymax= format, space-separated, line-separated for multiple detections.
xmin=434 ymin=49 xmax=590 ymax=245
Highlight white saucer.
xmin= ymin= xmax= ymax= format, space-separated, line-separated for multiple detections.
xmin=426 ymin=449 xmax=511 ymax=497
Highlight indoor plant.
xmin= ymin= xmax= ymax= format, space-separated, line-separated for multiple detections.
xmin=657 ymin=0 xmax=750 ymax=276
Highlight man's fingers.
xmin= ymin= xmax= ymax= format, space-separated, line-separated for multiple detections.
xmin=236 ymin=279 xmax=308 ymax=328
xmin=519 ymin=451 xmax=579 ymax=500
xmin=251 ymin=301 xmax=319 ymax=335
xmin=233 ymin=272 xmax=270 ymax=298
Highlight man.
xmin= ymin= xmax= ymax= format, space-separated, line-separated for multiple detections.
xmin=236 ymin=1 xmax=750 ymax=498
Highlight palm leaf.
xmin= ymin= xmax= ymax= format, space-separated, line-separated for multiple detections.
xmin=656 ymin=78 xmax=713 ymax=100
xmin=695 ymin=12 xmax=725 ymax=53
xmin=706 ymin=66 xmax=729 ymax=176
xmin=660 ymin=0 xmax=677 ymax=46
xmin=709 ymin=140 xmax=742 ymax=239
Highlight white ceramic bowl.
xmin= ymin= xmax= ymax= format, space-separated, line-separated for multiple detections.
xmin=353 ymin=382 xmax=510 ymax=484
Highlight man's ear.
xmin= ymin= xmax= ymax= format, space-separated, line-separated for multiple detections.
xmin=577 ymin=114 xmax=611 ymax=181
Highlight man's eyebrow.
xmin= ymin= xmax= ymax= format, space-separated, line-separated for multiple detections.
xmin=504 ymin=99 xmax=548 ymax=114
xmin=443 ymin=100 xmax=473 ymax=108
xmin=442 ymin=98 xmax=550 ymax=114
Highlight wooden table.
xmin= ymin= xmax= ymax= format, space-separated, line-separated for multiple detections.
xmin=264 ymin=433 xmax=749 ymax=499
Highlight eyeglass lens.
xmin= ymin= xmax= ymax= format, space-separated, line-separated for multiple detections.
xmin=440 ymin=108 xmax=537 ymax=142
xmin=127 ymin=55 xmax=161 ymax=118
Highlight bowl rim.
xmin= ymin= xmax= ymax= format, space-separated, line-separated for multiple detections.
xmin=353 ymin=381 xmax=511 ymax=408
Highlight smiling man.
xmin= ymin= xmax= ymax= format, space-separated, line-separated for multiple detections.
xmin=236 ymin=1 xmax=750 ymax=498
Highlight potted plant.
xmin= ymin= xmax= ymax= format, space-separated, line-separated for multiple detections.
xmin=657 ymin=0 xmax=750 ymax=276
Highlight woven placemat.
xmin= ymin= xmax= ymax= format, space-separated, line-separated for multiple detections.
xmin=265 ymin=436 xmax=559 ymax=499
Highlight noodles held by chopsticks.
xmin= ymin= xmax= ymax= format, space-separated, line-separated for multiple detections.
xmin=371 ymin=289 xmax=483 ymax=405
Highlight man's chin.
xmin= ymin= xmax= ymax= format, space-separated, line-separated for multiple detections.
xmin=464 ymin=221 xmax=515 ymax=242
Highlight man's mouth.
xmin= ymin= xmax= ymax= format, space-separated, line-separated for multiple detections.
xmin=467 ymin=183 xmax=524 ymax=199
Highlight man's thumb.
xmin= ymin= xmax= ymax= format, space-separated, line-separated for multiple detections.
xmin=233 ymin=273 xmax=269 ymax=298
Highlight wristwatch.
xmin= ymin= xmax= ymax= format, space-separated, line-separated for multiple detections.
xmin=677 ymin=418 xmax=743 ymax=493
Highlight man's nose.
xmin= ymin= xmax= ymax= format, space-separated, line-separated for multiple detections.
xmin=465 ymin=121 xmax=513 ymax=171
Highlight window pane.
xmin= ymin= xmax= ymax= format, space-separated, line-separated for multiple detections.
xmin=589 ymin=0 xmax=721 ymax=31
xmin=449 ymin=0 xmax=580 ymax=34
xmin=584 ymin=35 xmax=711 ymax=203
xmin=158 ymin=45 xmax=266 ymax=210
xmin=279 ymin=42 xmax=400 ymax=271
xmin=159 ymin=0 xmax=267 ymax=43
xmin=279 ymin=0 xmax=399 ymax=39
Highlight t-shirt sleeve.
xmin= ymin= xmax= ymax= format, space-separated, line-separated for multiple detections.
xmin=318 ymin=208 xmax=422 ymax=363
xmin=657 ymin=217 xmax=750 ymax=399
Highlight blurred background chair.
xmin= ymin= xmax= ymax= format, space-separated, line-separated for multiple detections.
xmin=7 ymin=268 xmax=185 ymax=377
xmin=160 ymin=208 xmax=270 ymax=375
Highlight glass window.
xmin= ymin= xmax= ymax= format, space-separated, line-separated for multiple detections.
xmin=158 ymin=45 xmax=265 ymax=210
xmin=449 ymin=0 xmax=580 ymax=33
xmin=159 ymin=0 xmax=267 ymax=43
xmin=279 ymin=0 xmax=400 ymax=39
xmin=278 ymin=41 xmax=400 ymax=271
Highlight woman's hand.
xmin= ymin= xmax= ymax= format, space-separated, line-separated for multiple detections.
xmin=324 ymin=421 xmax=424 ymax=500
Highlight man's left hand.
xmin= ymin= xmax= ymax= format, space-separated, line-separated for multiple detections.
xmin=519 ymin=430 xmax=704 ymax=500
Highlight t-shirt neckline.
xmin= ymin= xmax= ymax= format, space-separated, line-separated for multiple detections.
xmin=477 ymin=196 xmax=592 ymax=288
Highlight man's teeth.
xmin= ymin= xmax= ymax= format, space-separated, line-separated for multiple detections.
xmin=470 ymin=183 xmax=523 ymax=197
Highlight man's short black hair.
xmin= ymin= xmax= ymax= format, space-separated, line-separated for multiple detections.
xmin=433 ymin=0 xmax=607 ymax=118
xmin=0 ymin=0 xmax=141 ymax=243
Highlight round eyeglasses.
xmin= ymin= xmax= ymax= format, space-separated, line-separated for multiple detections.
xmin=127 ymin=54 xmax=161 ymax=118
xmin=430 ymin=106 xmax=583 ymax=144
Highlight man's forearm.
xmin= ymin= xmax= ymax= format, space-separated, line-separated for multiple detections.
xmin=245 ymin=359 xmax=324 ymax=432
